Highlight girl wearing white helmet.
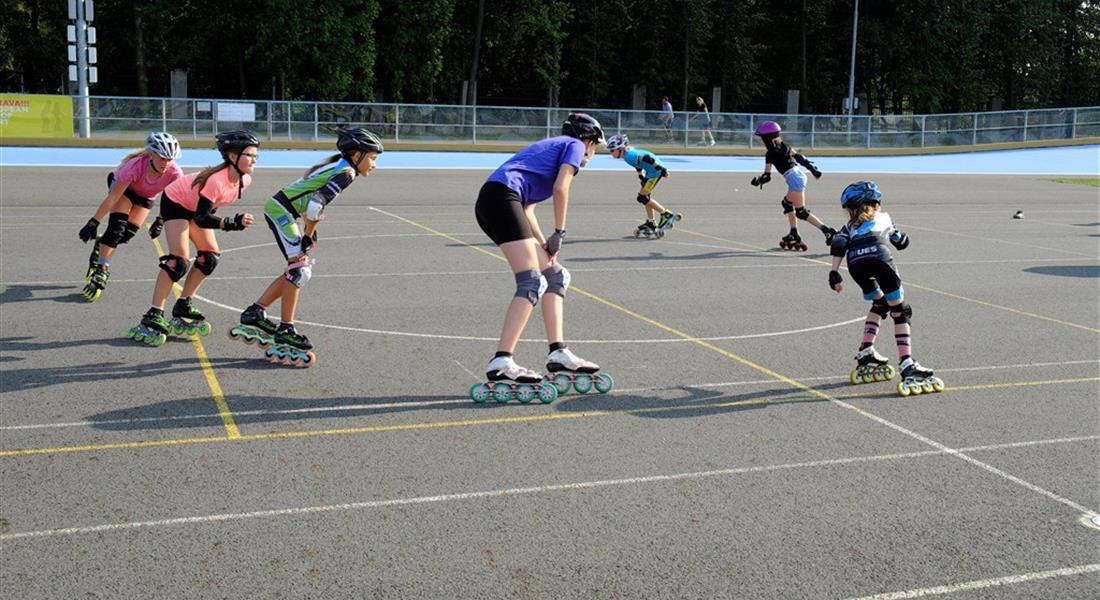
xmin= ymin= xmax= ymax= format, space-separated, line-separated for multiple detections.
xmin=79 ymin=131 xmax=183 ymax=302
xmin=605 ymin=133 xmax=682 ymax=239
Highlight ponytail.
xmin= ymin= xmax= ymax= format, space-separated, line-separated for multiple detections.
xmin=303 ymin=153 xmax=343 ymax=179
xmin=117 ymin=148 xmax=150 ymax=170
xmin=848 ymin=203 xmax=879 ymax=226
xmin=191 ymin=162 xmax=230 ymax=190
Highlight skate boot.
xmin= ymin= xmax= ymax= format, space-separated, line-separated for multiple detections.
xmin=546 ymin=347 xmax=613 ymax=395
xmin=229 ymin=303 xmax=278 ymax=348
xmin=896 ymin=358 xmax=945 ymax=396
xmin=849 ymin=346 xmax=896 ymax=385
xmin=470 ymin=355 xmax=558 ymax=404
xmin=169 ymin=297 xmax=212 ymax=337
xmin=86 ymin=242 xmax=101 ymax=280
xmin=126 ymin=307 xmax=170 ymax=346
xmin=779 ymin=230 xmax=808 ymax=251
xmin=655 ymin=211 xmax=682 ymax=237
xmin=634 ymin=220 xmax=658 ymax=239
xmin=822 ymin=226 xmax=838 ymax=247
xmin=81 ymin=263 xmax=110 ymax=302
xmin=264 ymin=323 xmax=316 ymax=367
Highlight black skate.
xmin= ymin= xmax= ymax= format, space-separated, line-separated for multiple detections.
xmin=86 ymin=242 xmax=101 ymax=280
xmin=125 ymin=308 xmax=170 ymax=346
xmin=470 ymin=356 xmax=558 ymax=404
xmin=779 ymin=231 xmax=808 ymax=251
xmin=545 ymin=347 xmax=613 ymax=395
xmin=229 ymin=304 xmax=278 ymax=348
xmin=170 ymin=297 xmax=212 ymax=337
xmin=264 ymin=325 xmax=316 ymax=367
xmin=849 ymin=346 xmax=896 ymax=384
xmin=81 ymin=264 xmax=109 ymax=303
xmin=654 ymin=211 xmax=682 ymax=237
xmin=634 ymin=221 xmax=658 ymax=239
xmin=897 ymin=359 xmax=945 ymax=396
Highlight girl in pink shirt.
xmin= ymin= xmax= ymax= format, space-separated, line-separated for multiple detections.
xmin=126 ymin=130 xmax=259 ymax=346
xmin=79 ymin=132 xmax=183 ymax=302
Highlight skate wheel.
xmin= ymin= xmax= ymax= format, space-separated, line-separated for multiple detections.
xmin=872 ymin=372 xmax=884 ymax=382
xmin=470 ymin=383 xmax=492 ymax=403
xmin=227 ymin=328 xmax=241 ymax=341
xmin=573 ymin=374 xmax=593 ymax=394
xmin=296 ymin=351 xmax=316 ymax=368
xmin=931 ymin=378 xmax=945 ymax=392
xmin=551 ymin=373 xmax=572 ymax=394
xmin=884 ymin=365 xmax=896 ymax=380
xmin=197 ymin=322 xmax=212 ymax=336
xmin=593 ymin=373 xmax=614 ymax=394
xmin=849 ymin=370 xmax=861 ymax=385
xmin=537 ymin=383 xmax=558 ymax=404
xmin=897 ymin=381 xmax=910 ymax=397
xmin=515 ymin=384 xmax=535 ymax=404
xmin=799 ymin=243 xmax=809 ymax=251
xmin=861 ymin=374 xmax=874 ymax=384
xmin=921 ymin=380 xmax=935 ymax=393
xmin=491 ymin=384 xmax=512 ymax=403
xmin=148 ymin=333 xmax=166 ymax=347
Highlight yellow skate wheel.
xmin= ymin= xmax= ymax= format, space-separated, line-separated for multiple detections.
xmin=932 ymin=378 xmax=945 ymax=392
xmin=849 ymin=370 xmax=861 ymax=385
xmin=897 ymin=381 xmax=911 ymax=397
xmin=884 ymin=365 xmax=896 ymax=380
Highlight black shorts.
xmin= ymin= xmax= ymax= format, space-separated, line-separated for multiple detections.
xmin=475 ymin=181 xmax=532 ymax=246
xmin=159 ymin=193 xmax=196 ymax=222
xmin=848 ymin=256 xmax=903 ymax=301
xmin=107 ymin=172 xmax=155 ymax=209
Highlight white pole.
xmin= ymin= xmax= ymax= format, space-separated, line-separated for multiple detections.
xmin=75 ymin=0 xmax=90 ymax=138
xmin=846 ymin=0 xmax=859 ymax=121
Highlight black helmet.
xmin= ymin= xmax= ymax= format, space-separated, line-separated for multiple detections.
xmin=337 ymin=127 xmax=384 ymax=156
xmin=215 ymin=130 xmax=260 ymax=156
xmin=561 ymin=113 xmax=605 ymax=145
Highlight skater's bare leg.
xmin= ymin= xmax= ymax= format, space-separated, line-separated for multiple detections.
xmin=152 ymin=219 xmax=190 ymax=308
xmin=179 ymin=223 xmax=219 ymax=298
xmin=497 ymin=238 xmax=540 ymax=354
xmin=535 ymin=243 xmax=563 ymax=345
xmin=788 ymin=191 xmax=826 ymax=229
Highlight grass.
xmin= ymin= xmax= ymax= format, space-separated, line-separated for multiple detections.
xmin=1050 ymin=177 xmax=1100 ymax=187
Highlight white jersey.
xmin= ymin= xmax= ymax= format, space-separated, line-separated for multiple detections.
xmin=836 ymin=211 xmax=898 ymax=264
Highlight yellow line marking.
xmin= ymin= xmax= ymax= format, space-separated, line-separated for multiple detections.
xmin=678 ymin=227 xmax=1100 ymax=334
xmin=1 ymin=376 xmax=1095 ymax=458
xmin=150 ymin=237 xmax=240 ymax=438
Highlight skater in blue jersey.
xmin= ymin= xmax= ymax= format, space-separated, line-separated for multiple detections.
xmin=605 ymin=134 xmax=681 ymax=239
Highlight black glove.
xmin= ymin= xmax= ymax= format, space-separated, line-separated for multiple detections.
xmin=636 ymin=170 xmax=646 ymax=183
xmin=301 ymin=232 xmax=316 ymax=253
xmin=78 ymin=218 xmax=99 ymax=243
xmin=828 ymin=270 xmax=843 ymax=291
xmin=808 ymin=165 xmax=822 ymax=178
xmin=750 ymin=172 xmax=771 ymax=188
xmin=658 ymin=167 xmax=669 ymax=178
xmin=149 ymin=216 xmax=164 ymax=239
xmin=890 ymin=230 xmax=909 ymax=250
xmin=545 ymin=229 xmax=566 ymax=256
xmin=221 ymin=213 xmax=247 ymax=231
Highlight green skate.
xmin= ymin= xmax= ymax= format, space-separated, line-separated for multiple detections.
xmin=81 ymin=264 xmax=109 ymax=302
xmin=228 ymin=304 xmax=278 ymax=348
xmin=169 ymin=297 xmax=212 ymax=337
xmin=126 ymin=308 xmax=169 ymax=346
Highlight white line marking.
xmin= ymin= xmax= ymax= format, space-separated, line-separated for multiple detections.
xmin=843 ymin=563 xmax=1100 ymax=600
xmin=453 ymin=360 xmax=481 ymax=382
xmin=4 ymin=435 xmax=1098 ymax=541
xmin=899 ymin=223 xmax=1099 ymax=258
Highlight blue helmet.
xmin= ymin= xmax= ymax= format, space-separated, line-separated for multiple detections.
xmin=840 ymin=181 xmax=882 ymax=209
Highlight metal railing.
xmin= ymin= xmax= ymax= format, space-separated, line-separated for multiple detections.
xmin=73 ymin=96 xmax=1100 ymax=149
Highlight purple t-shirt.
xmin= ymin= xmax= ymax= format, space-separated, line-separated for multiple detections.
xmin=115 ymin=154 xmax=183 ymax=200
xmin=486 ymin=136 xmax=585 ymax=205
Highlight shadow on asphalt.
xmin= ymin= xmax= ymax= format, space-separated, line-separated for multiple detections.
xmin=0 ymin=285 xmax=85 ymax=304
xmin=1023 ymin=265 xmax=1100 ymax=278
xmin=0 ymin=354 xmax=269 ymax=394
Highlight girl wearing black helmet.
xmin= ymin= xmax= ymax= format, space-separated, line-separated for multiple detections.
xmin=79 ymin=132 xmax=183 ymax=302
xmin=126 ymin=130 xmax=259 ymax=346
xmin=827 ymin=181 xmax=943 ymax=397
xmin=469 ymin=113 xmax=613 ymax=404
xmin=230 ymin=127 xmax=383 ymax=367
xmin=750 ymin=121 xmax=836 ymax=251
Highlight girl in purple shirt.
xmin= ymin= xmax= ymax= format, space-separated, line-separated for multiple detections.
xmin=79 ymin=132 xmax=183 ymax=302
xmin=470 ymin=113 xmax=611 ymax=403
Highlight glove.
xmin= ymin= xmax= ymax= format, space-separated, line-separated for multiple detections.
xmin=78 ymin=218 xmax=99 ymax=243
xmin=658 ymin=167 xmax=669 ymax=178
xmin=148 ymin=216 xmax=164 ymax=239
xmin=750 ymin=172 xmax=771 ymax=188
xmin=301 ymin=231 xmax=316 ymax=253
xmin=545 ymin=228 xmax=566 ymax=256
xmin=636 ymin=170 xmax=645 ymax=183
xmin=889 ymin=230 xmax=910 ymax=250
xmin=828 ymin=270 xmax=843 ymax=291
xmin=808 ymin=165 xmax=822 ymax=178
xmin=221 ymin=213 xmax=247 ymax=231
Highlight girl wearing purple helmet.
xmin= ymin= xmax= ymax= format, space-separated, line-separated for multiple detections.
xmin=750 ymin=121 xmax=836 ymax=251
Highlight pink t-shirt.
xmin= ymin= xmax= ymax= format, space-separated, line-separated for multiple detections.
xmin=164 ymin=168 xmax=252 ymax=212
xmin=115 ymin=154 xmax=183 ymax=200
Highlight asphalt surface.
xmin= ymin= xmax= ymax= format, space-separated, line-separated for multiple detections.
xmin=1 ymin=166 xmax=1098 ymax=599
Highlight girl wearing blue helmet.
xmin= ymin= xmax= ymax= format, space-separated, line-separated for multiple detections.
xmin=827 ymin=181 xmax=943 ymax=397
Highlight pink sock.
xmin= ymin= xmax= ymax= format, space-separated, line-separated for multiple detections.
xmin=862 ymin=315 xmax=881 ymax=346
xmin=895 ymin=323 xmax=912 ymax=361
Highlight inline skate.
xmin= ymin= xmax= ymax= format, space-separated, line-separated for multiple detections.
xmin=85 ymin=242 xmax=101 ymax=280
xmin=634 ymin=220 xmax=658 ymax=239
xmin=779 ymin=229 xmax=808 ymax=251
xmin=546 ymin=347 xmax=613 ymax=395
xmin=654 ymin=211 xmax=682 ymax=237
xmin=126 ymin=307 xmax=170 ymax=346
xmin=264 ymin=323 xmax=316 ymax=367
xmin=849 ymin=346 xmax=896 ymax=385
xmin=169 ymin=297 xmax=212 ymax=337
xmin=470 ymin=355 xmax=558 ymax=404
xmin=896 ymin=358 xmax=945 ymax=397
xmin=229 ymin=303 xmax=278 ymax=348
xmin=81 ymin=263 xmax=109 ymax=302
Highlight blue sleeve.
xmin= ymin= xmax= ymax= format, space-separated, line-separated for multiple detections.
xmin=559 ymin=139 xmax=585 ymax=173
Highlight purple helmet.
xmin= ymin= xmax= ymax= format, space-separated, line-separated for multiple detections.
xmin=754 ymin=121 xmax=782 ymax=137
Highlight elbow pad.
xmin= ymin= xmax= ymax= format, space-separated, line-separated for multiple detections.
xmin=305 ymin=197 xmax=326 ymax=221
xmin=830 ymin=234 xmax=849 ymax=257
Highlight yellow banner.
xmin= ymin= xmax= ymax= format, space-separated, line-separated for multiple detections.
xmin=0 ymin=94 xmax=74 ymax=138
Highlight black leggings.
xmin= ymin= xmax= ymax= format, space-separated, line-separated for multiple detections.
xmin=475 ymin=181 xmax=532 ymax=245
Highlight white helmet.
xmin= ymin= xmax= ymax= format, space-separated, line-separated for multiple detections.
xmin=606 ymin=134 xmax=629 ymax=152
xmin=146 ymin=131 xmax=181 ymax=160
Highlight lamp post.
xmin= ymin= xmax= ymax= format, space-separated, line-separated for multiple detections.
xmin=846 ymin=0 xmax=859 ymax=118
xmin=68 ymin=0 xmax=97 ymax=138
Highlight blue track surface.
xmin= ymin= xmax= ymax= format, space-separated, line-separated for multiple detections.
xmin=1 ymin=144 xmax=1097 ymax=174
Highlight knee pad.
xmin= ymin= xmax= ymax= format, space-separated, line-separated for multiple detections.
xmin=890 ymin=303 xmax=912 ymax=325
xmin=514 ymin=269 xmax=547 ymax=306
xmin=284 ymin=257 xmax=312 ymax=288
xmin=542 ymin=264 xmax=571 ymax=297
xmin=195 ymin=250 xmax=221 ymax=276
xmin=636 ymin=193 xmax=649 ymax=205
xmin=158 ymin=254 xmax=188 ymax=282
xmin=870 ymin=297 xmax=890 ymax=318
xmin=99 ymin=212 xmax=130 ymax=247
xmin=781 ymin=197 xmax=794 ymax=214
xmin=795 ymin=206 xmax=812 ymax=221
xmin=118 ymin=222 xmax=140 ymax=245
